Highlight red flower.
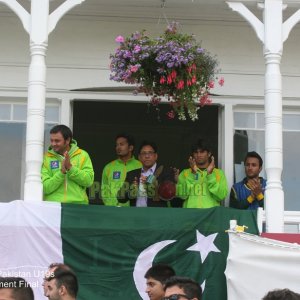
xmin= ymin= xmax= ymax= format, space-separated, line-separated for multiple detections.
xmin=167 ymin=74 xmax=173 ymax=85
xmin=160 ymin=76 xmax=166 ymax=84
xmin=218 ymin=77 xmax=225 ymax=86
xmin=166 ymin=110 xmax=175 ymax=119
xmin=177 ymin=80 xmax=185 ymax=89
xmin=191 ymin=76 xmax=196 ymax=84
xmin=208 ymin=81 xmax=214 ymax=89
xmin=171 ymin=70 xmax=177 ymax=79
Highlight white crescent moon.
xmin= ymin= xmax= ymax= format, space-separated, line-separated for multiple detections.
xmin=133 ymin=240 xmax=176 ymax=300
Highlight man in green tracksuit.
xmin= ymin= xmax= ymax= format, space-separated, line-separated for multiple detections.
xmin=177 ymin=139 xmax=228 ymax=208
xmin=41 ymin=125 xmax=94 ymax=204
xmin=101 ymin=133 xmax=142 ymax=206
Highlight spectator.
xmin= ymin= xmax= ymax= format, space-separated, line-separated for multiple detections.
xmin=117 ymin=141 xmax=178 ymax=207
xmin=262 ymin=288 xmax=300 ymax=300
xmin=163 ymin=276 xmax=202 ymax=300
xmin=44 ymin=264 xmax=78 ymax=300
xmin=145 ymin=264 xmax=176 ymax=300
xmin=0 ymin=277 xmax=34 ymax=300
xmin=177 ymin=139 xmax=228 ymax=208
xmin=41 ymin=124 xmax=94 ymax=204
xmin=101 ymin=133 xmax=141 ymax=206
xmin=230 ymin=151 xmax=266 ymax=210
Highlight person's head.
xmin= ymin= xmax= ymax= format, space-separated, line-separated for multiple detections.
xmin=43 ymin=263 xmax=72 ymax=297
xmin=49 ymin=125 xmax=73 ymax=155
xmin=262 ymin=288 xmax=300 ymax=300
xmin=244 ymin=151 xmax=263 ymax=179
xmin=191 ymin=139 xmax=212 ymax=168
xmin=115 ymin=133 xmax=135 ymax=160
xmin=0 ymin=277 xmax=34 ymax=300
xmin=44 ymin=265 xmax=78 ymax=300
xmin=138 ymin=141 xmax=158 ymax=171
xmin=144 ymin=264 xmax=176 ymax=300
xmin=163 ymin=276 xmax=202 ymax=300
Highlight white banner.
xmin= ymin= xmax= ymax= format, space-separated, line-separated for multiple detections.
xmin=225 ymin=232 xmax=300 ymax=300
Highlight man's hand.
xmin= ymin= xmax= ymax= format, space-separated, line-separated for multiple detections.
xmin=247 ymin=178 xmax=263 ymax=198
xmin=188 ymin=156 xmax=198 ymax=174
xmin=63 ymin=151 xmax=72 ymax=171
xmin=173 ymin=167 xmax=180 ymax=183
xmin=207 ymin=156 xmax=215 ymax=174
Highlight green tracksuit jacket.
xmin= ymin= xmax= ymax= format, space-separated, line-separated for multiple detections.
xmin=41 ymin=140 xmax=94 ymax=204
xmin=177 ymin=167 xmax=228 ymax=208
xmin=101 ymin=157 xmax=142 ymax=206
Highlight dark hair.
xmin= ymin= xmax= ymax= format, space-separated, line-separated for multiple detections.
xmin=191 ymin=139 xmax=211 ymax=154
xmin=138 ymin=141 xmax=158 ymax=154
xmin=263 ymin=288 xmax=300 ymax=300
xmin=115 ymin=133 xmax=135 ymax=148
xmin=53 ymin=266 xmax=78 ymax=298
xmin=50 ymin=125 xmax=73 ymax=141
xmin=0 ymin=277 xmax=34 ymax=300
xmin=144 ymin=264 xmax=176 ymax=284
xmin=244 ymin=151 xmax=263 ymax=167
xmin=164 ymin=276 xmax=202 ymax=300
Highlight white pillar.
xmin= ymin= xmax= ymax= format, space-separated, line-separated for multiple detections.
xmin=263 ymin=0 xmax=284 ymax=233
xmin=221 ymin=103 xmax=234 ymax=207
xmin=24 ymin=0 xmax=49 ymax=201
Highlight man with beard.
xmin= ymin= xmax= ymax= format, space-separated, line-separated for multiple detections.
xmin=230 ymin=151 xmax=266 ymax=210
xmin=41 ymin=125 xmax=94 ymax=204
xmin=44 ymin=265 xmax=78 ymax=300
xmin=101 ymin=133 xmax=142 ymax=206
xmin=177 ymin=139 xmax=228 ymax=208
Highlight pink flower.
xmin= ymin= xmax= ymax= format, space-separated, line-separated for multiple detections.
xmin=167 ymin=74 xmax=173 ymax=85
xmin=199 ymin=94 xmax=212 ymax=106
xmin=160 ymin=76 xmax=166 ymax=84
xmin=130 ymin=65 xmax=139 ymax=73
xmin=115 ymin=35 xmax=125 ymax=43
xmin=171 ymin=70 xmax=177 ymax=79
xmin=177 ymin=80 xmax=185 ymax=89
xmin=133 ymin=45 xmax=141 ymax=53
xmin=150 ymin=96 xmax=161 ymax=106
xmin=191 ymin=76 xmax=196 ymax=84
xmin=208 ymin=81 xmax=215 ymax=89
xmin=187 ymin=79 xmax=192 ymax=86
xmin=166 ymin=110 xmax=175 ymax=119
xmin=218 ymin=77 xmax=225 ymax=86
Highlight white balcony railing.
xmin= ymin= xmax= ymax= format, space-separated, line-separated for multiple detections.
xmin=258 ymin=208 xmax=300 ymax=233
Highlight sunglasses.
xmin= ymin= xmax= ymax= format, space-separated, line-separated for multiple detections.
xmin=162 ymin=294 xmax=191 ymax=300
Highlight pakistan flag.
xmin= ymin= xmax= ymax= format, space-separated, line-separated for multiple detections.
xmin=0 ymin=201 xmax=258 ymax=300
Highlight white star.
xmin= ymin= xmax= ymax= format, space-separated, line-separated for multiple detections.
xmin=186 ymin=230 xmax=220 ymax=263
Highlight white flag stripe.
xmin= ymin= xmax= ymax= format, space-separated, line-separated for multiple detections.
xmin=0 ymin=200 xmax=63 ymax=300
xmin=225 ymin=232 xmax=300 ymax=300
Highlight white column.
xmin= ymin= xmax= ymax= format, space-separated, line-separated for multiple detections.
xmin=23 ymin=0 xmax=49 ymax=201
xmin=221 ymin=103 xmax=234 ymax=207
xmin=263 ymin=0 xmax=284 ymax=232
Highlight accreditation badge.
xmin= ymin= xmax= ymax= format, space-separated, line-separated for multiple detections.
xmin=113 ymin=171 xmax=121 ymax=179
xmin=50 ymin=160 xmax=59 ymax=169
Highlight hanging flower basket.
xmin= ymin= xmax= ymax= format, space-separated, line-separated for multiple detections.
xmin=109 ymin=22 xmax=224 ymax=121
